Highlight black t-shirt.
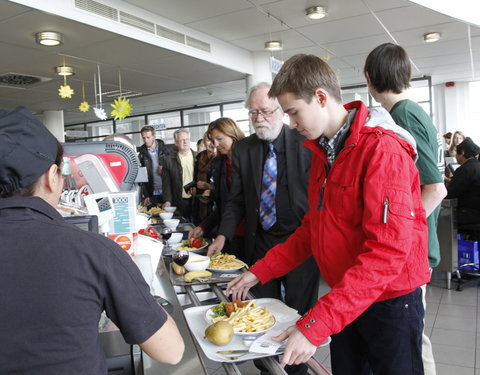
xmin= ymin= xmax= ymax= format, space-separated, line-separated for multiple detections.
xmin=0 ymin=197 xmax=167 ymax=374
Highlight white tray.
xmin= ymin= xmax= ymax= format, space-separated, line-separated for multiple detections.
xmin=183 ymin=298 xmax=300 ymax=363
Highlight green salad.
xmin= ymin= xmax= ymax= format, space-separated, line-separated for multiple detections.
xmin=210 ymin=301 xmax=227 ymax=318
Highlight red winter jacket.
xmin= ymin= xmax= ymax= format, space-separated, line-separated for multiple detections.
xmin=250 ymin=101 xmax=430 ymax=346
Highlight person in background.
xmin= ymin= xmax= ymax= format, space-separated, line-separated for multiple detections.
xmin=443 ymin=132 xmax=452 ymax=155
xmin=447 ymin=130 xmax=466 ymax=157
xmin=446 ymin=138 xmax=480 ymax=228
xmin=0 ymin=107 xmax=184 ymax=374
xmin=196 ymin=138 xmax=206 ymax=152
xmin=192 ymin=134 xmax=217 ymax=224
xmin=189 ymin=118 xmax=245 ymax=257
xmin=162 ymin=129 xmax=196 ymax=220
xmin=209 ymin=82 xmax=319 ymax=375
xmin=137 ymin=125 xmax=171 ymax=208
xmin=364 ymin=43 xmax=447 ymax=375
xmin=227 ymin=54 xmax=430 ymax=374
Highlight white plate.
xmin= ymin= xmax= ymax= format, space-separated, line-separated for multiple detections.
xmin=207 ymin=265 xmax=245 ymax=273
xmin=205 ymin=300 xmax=276 ymax=335
xmin=176 ymin=241 xmax=209 ymax=253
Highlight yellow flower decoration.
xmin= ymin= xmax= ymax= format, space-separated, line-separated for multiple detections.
xmin=110 ymin=97 xmax=132 ymax=120
xmin=59 ymin=85 xmax=74 ymax=99
xmin=79 ymin=101 xmax=90 ymax=112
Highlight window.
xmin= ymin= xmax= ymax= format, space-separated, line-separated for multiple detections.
xmin=86 ymin=121 xmax=113 ymax=139
xmin=147 ymin=112 xmax=181 ymax=129
xmin=183 ymin=106 xmax=220 ymax=126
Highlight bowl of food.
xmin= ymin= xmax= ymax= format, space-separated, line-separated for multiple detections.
xmin=184 ymin=254 xmax=210 ymax=272
xmin=164 ymin=206 xmax=176 ymax=213
xmin=166 ymin=232 xmax=183 ymax=244
xmin=159 ymin=212 xmax=174 ymax=220
xmin=163 ymin=218 xmax=180 ymax=229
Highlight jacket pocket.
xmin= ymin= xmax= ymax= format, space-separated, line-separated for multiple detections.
xmin=381 ymin=188 xmax=415 ymax=240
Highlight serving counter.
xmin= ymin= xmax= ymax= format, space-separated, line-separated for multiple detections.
xmin=101 ymin=218 xmax=331 ymax=375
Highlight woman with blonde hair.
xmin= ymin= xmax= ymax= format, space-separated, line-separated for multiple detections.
xmin=448 ymin=130 xmax=466 ymax=157
xmin=189 ymin=117 xmax=246 ymax=257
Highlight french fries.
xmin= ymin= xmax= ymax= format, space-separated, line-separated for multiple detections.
xmin=211 ymin=300 xmax=275 ymax=333
xmin=208 ymin=254 xmax=248 ymax=270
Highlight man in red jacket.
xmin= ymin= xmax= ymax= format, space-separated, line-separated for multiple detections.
xmin=227 ymin=54 xmax=430 ymax=375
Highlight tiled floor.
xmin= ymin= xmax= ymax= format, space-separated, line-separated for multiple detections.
xmin=202 ymin=270 xmax=480 ymax=374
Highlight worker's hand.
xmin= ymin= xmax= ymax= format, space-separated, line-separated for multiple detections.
xmin=162 ymin=201 xmax=171 ymax=208
xmin=196 ymin=181 xmax=210 ymax=190
xmin=226 ymin=271 xmax=259 ymax=301
xmin=272 ymin=326 xmax=317 ymax=366
xmin=208 ymin=235 xmax=225 ymax=255
xmin=143 ymin=197 xmax=151 ymax=207
xmin=188 ymin=227 xmax=204 ymax=239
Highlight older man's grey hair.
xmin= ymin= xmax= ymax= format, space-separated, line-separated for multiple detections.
xmin=173 ymin=128 xmax=190 ymax=141
xmin=245 ymin=82 xmax=280 ymax=109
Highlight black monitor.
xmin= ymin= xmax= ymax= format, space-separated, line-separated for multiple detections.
xmin=64 ymin=215 xmax=99 ymax=233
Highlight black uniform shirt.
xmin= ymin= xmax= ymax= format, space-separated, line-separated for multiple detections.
xmin=0 ymin=197 xmax=167 ymax=375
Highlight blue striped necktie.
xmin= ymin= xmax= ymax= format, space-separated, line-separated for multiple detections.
xmin=259 ymin=143 xmax=277 ymax=230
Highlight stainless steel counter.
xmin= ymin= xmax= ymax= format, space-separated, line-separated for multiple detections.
xmin=99 ymin=253 xmax=208 ymax=375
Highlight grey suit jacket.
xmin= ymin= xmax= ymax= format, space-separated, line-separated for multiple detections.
xmin=217 ymin=126 xmax=311 ymax=260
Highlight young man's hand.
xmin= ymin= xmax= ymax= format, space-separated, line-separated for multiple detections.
xmin=272 ymin=326 xmax=317 ymax=366
xmin=226 ymin=271 xmax=259 ymax=301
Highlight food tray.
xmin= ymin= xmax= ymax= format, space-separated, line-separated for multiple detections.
xmin=183 ymin=298 xmax=300 ymax=363
xmin=169 ymin=263 xmax=243 ymax=286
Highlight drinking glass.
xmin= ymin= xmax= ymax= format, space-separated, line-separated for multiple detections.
xmin=161 ymin=227 xmax=173 ymax=255
xmin=172 ymin=249 xmax=189 ymax=267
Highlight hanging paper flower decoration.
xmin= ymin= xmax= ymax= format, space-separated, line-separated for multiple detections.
xmin=94 ymin=107 xmax=107 ymax=120
xmin=78 ymin=82 xmax=90 ymax=113
xmin=59 ymin=84 xmax=74 ymax=99
xmin=110 ymin=97 xmax=132 ymax=120
xmin=79 ymin=101 xmax=90 ymax=112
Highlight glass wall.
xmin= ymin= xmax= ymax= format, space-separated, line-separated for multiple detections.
xmin=65 ymin=77 xmax=432 ymax=147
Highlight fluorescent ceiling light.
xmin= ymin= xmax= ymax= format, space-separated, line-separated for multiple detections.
xmin=265 ymin=41 xmax=283 ymax=51
xmin=306 ymin=6 xmax=327 ymax=20
xmin=424 ymin=32 xmax=441 ymax=42
xmin=35 ymin=31 xmax=64 ymax=46
xmin=55 ymin=66 xmax=75 ymax=76
xmin=409 ymin=0 xmax=480 ymax=27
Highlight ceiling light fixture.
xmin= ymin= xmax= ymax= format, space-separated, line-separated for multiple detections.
xmin=35 ymin=31 xmax=64 ymax=46
xmin=55 ymin=66 xmax=75 ymax=76
xmin=265 ymin=40 xmax=283 ymax=51
xmin=306 ymin=6 xmax=327 ymax=20
xmin=423 ymin=32 xmax=441 ymax=43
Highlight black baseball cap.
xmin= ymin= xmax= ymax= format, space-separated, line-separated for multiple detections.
xmin=0 ymin=107 xmax=58 ymax=193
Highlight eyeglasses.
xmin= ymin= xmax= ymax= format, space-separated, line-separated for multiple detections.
xmin=248 ymin=107 xmax=280 ymax=119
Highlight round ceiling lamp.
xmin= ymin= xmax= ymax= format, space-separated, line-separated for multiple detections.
xmin=35 ymin=31 xmax=64 ymax=46
xmin=423 ymin=32 xmax=441 ymax=43
xmin=265 ymin=40 xmax=283 ymax=51
xmin=55 ymin=66 xmax=75 ymax=76
xmin=306 ymin=6 xmax=327 ymax=20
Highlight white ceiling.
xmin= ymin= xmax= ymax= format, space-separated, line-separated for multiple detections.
xmin=0 ymin=0 xmax=479 ymax=125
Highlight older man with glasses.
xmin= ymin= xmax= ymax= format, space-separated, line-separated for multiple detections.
xmin=208 ymin=82 xmax=319 ymax=375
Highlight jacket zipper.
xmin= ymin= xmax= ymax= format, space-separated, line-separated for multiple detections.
xmin=383 ymin=197 xmax=389 ymax=223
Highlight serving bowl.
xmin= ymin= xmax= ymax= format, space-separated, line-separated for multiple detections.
xmin=166 ymin=232 xmax=183 ymax=244
xmin=184 ymin=254 xmax=210 ymax=272
xmin=159 ymin=212 xmax=174 ymax=220
xmin=164 ymin=206 xmax=176 ymax=213
xmin=163 ymin=218 xmax=180 ymax=229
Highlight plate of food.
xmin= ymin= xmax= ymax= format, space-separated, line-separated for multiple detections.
xmin=207 ymin=253 xmax=248 ymax=273
xmin=205 ymin=300 xmax=276 ymax=335
xmin=176 ymin=237 xmax=209 ymax=253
